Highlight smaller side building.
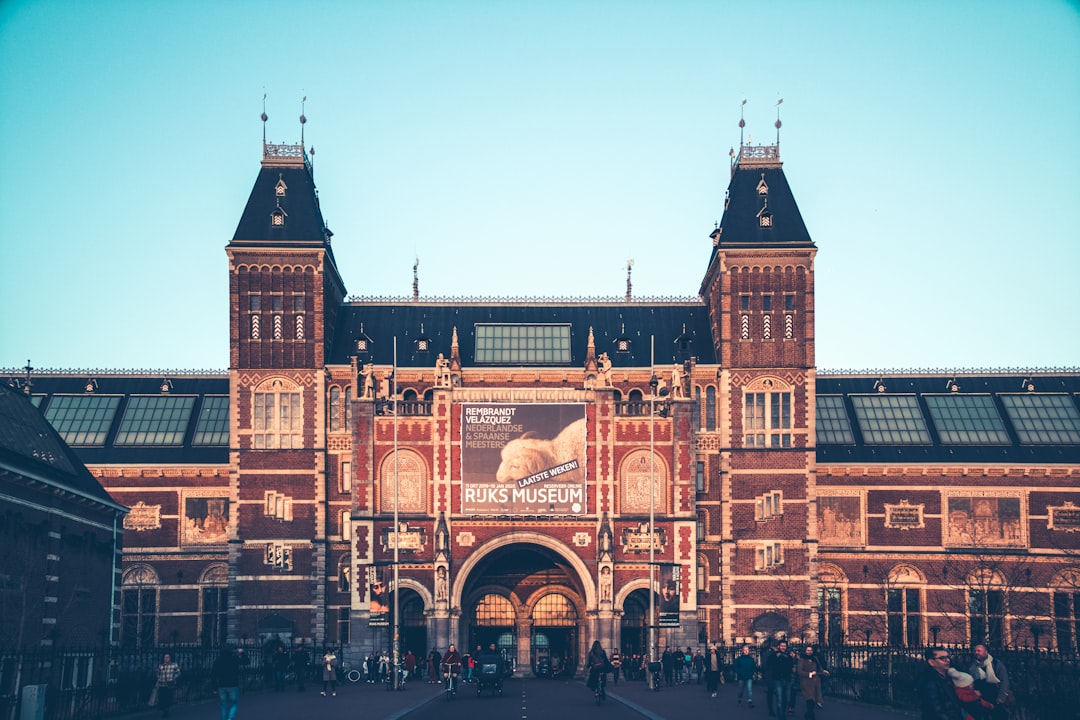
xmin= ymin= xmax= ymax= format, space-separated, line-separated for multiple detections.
xmin=0 ymin=383 xmax=128 ymax=648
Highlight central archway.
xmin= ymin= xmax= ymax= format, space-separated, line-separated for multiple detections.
xmin=452 ymin=532 xmax=594 ymax=676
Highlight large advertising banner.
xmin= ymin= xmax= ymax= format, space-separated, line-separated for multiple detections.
xmin=657 ymin=564 xmax=681 ymax=628
xmin=461 ymin=403 xmax=587 ymax=515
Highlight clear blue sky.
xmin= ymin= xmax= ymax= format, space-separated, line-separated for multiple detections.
xmin=2 ymin=0 xmax=1078 ymax=373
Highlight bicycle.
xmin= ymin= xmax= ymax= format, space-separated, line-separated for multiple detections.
xmin=594 ymin=670 xmax=607 ymax=705
xmin=441 ymin=662 xmax=459 ymax=700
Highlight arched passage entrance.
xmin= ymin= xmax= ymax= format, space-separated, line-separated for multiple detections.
xmin=453 ymin=534 xmax=593 ymax=677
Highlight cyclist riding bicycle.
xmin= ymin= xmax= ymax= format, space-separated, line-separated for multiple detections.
xmin=441 ymin=644 xmax=462 ymax=695
xmin=586 ymin=641 xmax=613 ymax=702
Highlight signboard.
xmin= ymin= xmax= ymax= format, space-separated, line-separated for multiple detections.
xmin=658 ymin=564 xmax=681 ymax=628
xmin=461 ymin=403 xmax=587 ymax=515
xmin=368 ymin=566 xmax=390 ymax=627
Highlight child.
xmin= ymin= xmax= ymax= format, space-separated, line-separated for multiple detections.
xmin=949 ymin=668 xmax=994 ymax=720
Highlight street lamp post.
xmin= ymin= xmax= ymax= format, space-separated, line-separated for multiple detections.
xmin=647 ymin=337 xmax=657 ymax=690
xmin=392 ymin=337 xmax=401 ymax=690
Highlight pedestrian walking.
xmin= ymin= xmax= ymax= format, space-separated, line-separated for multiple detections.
xmin=733 ymin=644 xmax=758 ymax=707
xmin=212 ymin=646 xmax=243 ymax=720
xmin=291 ymin=643 xmax=309 ymax=691
xmin=917 ymin=647 xmax=965 ymax=720
xmin=797 ymin=645 xmax=828 ymax=720
xmin=153 ymin=653 xmax=181 ymax=718
xmin=321 ymin=648 xmax=338 ymax=696
xmin=968 ymin=644 xmax=1013 ymax=720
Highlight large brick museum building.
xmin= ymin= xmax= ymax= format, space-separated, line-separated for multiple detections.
xmin=11 ymin=130 xmax=1080 ymax=670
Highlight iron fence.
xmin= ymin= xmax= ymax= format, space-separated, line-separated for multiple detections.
xmin=0 ymin=642 xmax=282 ymax=720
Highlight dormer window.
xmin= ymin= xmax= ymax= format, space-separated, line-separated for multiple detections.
xmin=756 ymin=173 xmax=769 ymax=195
xmin=356 ymin=338 xmax=369 ymax=352
xmin=271 ymin=205 xmax=287 ymax=227
xmin=416 ymin=338 xmax=430 ymax=352
xmin=275 ymin=176 xmax=287 ymax=197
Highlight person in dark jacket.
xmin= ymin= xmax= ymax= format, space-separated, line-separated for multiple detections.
xmin=733 ymin=644 xmax=758 ymax=707
xmin=765 ymin=640 xmax=796 ymax=717
xmin=917 ymin=647 xmax=964 ymax=720
xmin=291 ymin=644 xmax=309 ymax=691
xmin=212 ymin=647 xmax=243 ymax=720
xmin=968 ymin=644 xmax=1012 ymax=720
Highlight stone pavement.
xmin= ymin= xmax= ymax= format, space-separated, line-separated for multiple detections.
xmin=125 ymin=674 xmax=920 ymax=720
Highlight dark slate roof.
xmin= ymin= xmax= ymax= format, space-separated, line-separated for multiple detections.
xmin=328 ymin=300 xmax=718 ymax=368
xmin=0 ymin=384 xmax=124 ymax=510
xmin=14 ymin=374 xmax=230 ymax=466
xmin=229 ymin=145 xmax=335 ymax=264
xmin=708 ymin=146 xmax=814 ymax=256
xmin=816 ymin=372 xmax=1080 ymax=465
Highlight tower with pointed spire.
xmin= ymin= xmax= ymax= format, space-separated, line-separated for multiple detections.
xmin=224 ymin=104 xmax=347 ymax=642
xmin=700 ymin=104 xmax=818 ymax=642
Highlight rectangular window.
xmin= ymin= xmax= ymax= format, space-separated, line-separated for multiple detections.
xmin=697 ymin=514 xmax=706 ymax=540
xmin=338 ymin=607 xmax=351 ymax=646
xmin=342 ymin=510 xmax=352 ymax=540
xmin=249 ymin=295 xmax=261 ymax=312
xmin=121 ymin=587 xmax=156 ymax=649
xmin=1054 ymin=591 xmax=1080 ymax=653
xmin=1000 ymin=394 xmax=1080 ymax=444
xmin=784 ymin=294 xmax=795 ymax=311
xmin=850 ymin=395 xmax=932 ymax=444
xmin=817 ymin=588 xmax=843 ymax=645
xmin=293 ymin=295 xmax=305 ymax=312
xmin=744 ymin=391 xmax=791 ymax=447
xmin=341 ymin=461 xmax=352 ymax=493
xmin=969 ymin=589 xmax=1005 ymax=646
xmin=740 ymin=294 xmax=750 ymax=311
xmin=193 ymin=396 xmax=229 ymax=445
xmin=474 ymin=324 xmax=572 ymax=364
xmin=200 ymin=586 xmax=228 ymax=647
xmin=44 ymin=395 xmax=121 ymax=446
xmin=114 ymin=396 xmax=195 ymax=445
xmin=762 ymin=294 xmax=772 ymax=312
xmin=887 ymin=588 xmax=922 ymax=646
xmin=264 ymin=491 xmax=293 ymax=521
xmin=755 ymin=491 xmax=783 ymax=521
xmin=695 ymin=461 xmax=705 ymax=492
xmin=253 ymin=391 xmax=302 ymax=449
xmin=271 ymin=295 xmax=283 ymax=312
xmin=925 ymin=394 xmax=1010 ymax=444
xmin=755 ymin=542 xmax=784 ymax=570
xmin=816 ymin=395 xmax=855 ymax=444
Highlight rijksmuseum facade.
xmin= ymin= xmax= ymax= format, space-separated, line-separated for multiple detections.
xmin=12 ymin=130 xmax=1080 ymax=669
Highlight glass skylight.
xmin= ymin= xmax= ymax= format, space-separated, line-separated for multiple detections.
xmin=114 ymin=396 xmax=195 ymax=446
xmin=999 ymin=394 xmax=1080 ymax=444
xmin=925 ymin=394 xmax=1010 ymax=444
xmin=474 ymin=324 xmax=571 ymax=365
xmin=850 ymin=395 xmax=932 ymax=445
xmin=44 ymin=395 xmax=121 ymax=446
xmin=193 ymin=396 xmax=230 ymax=446
xmin=816 ymin=395 xmax=854 ymax=444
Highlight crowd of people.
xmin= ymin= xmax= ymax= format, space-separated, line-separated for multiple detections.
xmin=144 ymin=638 xmax=1018 ymax=720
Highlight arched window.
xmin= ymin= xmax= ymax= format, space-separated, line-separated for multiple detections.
xmin=329 ymin=386 xmax=342 ymax=432
xmin=817 ymin=564 xmax=847 ymax=646
xmin=121 ymin=565 xmax=159 ymax=649
xmin=705 ymin=386 xmax=717 ymax=431
xmin=475 ymin=594 xmax=515 ymax=626
xmin=887 ymin=564 xmax=926 ymax=646
xmin=200 ymin=564 xmax=228 ymax=647
xmin=532 ymin=594 xmax=577 ymax=626
xmin=1052 ymin=568 xmax=1080 ymax=652
xmin=966 ymin=568 xmax=1006 ymax=647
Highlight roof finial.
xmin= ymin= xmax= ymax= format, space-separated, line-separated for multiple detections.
xmin=300 ymin=94 xmax=307 ymax=146
xmin=412 ymin=257 xmax=420 ymax=301
xmin=775 ymin=97 xmax=783 ymax=146
xmin=261 ymin=92 xmax=268 ymax=145
xmin=22 ymin=359 xmax=33 ymax=395
xmin=739 ymin=99 xmax=747 ymax=148
xmin=625 ymin=258 xmax=634 ymax=302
